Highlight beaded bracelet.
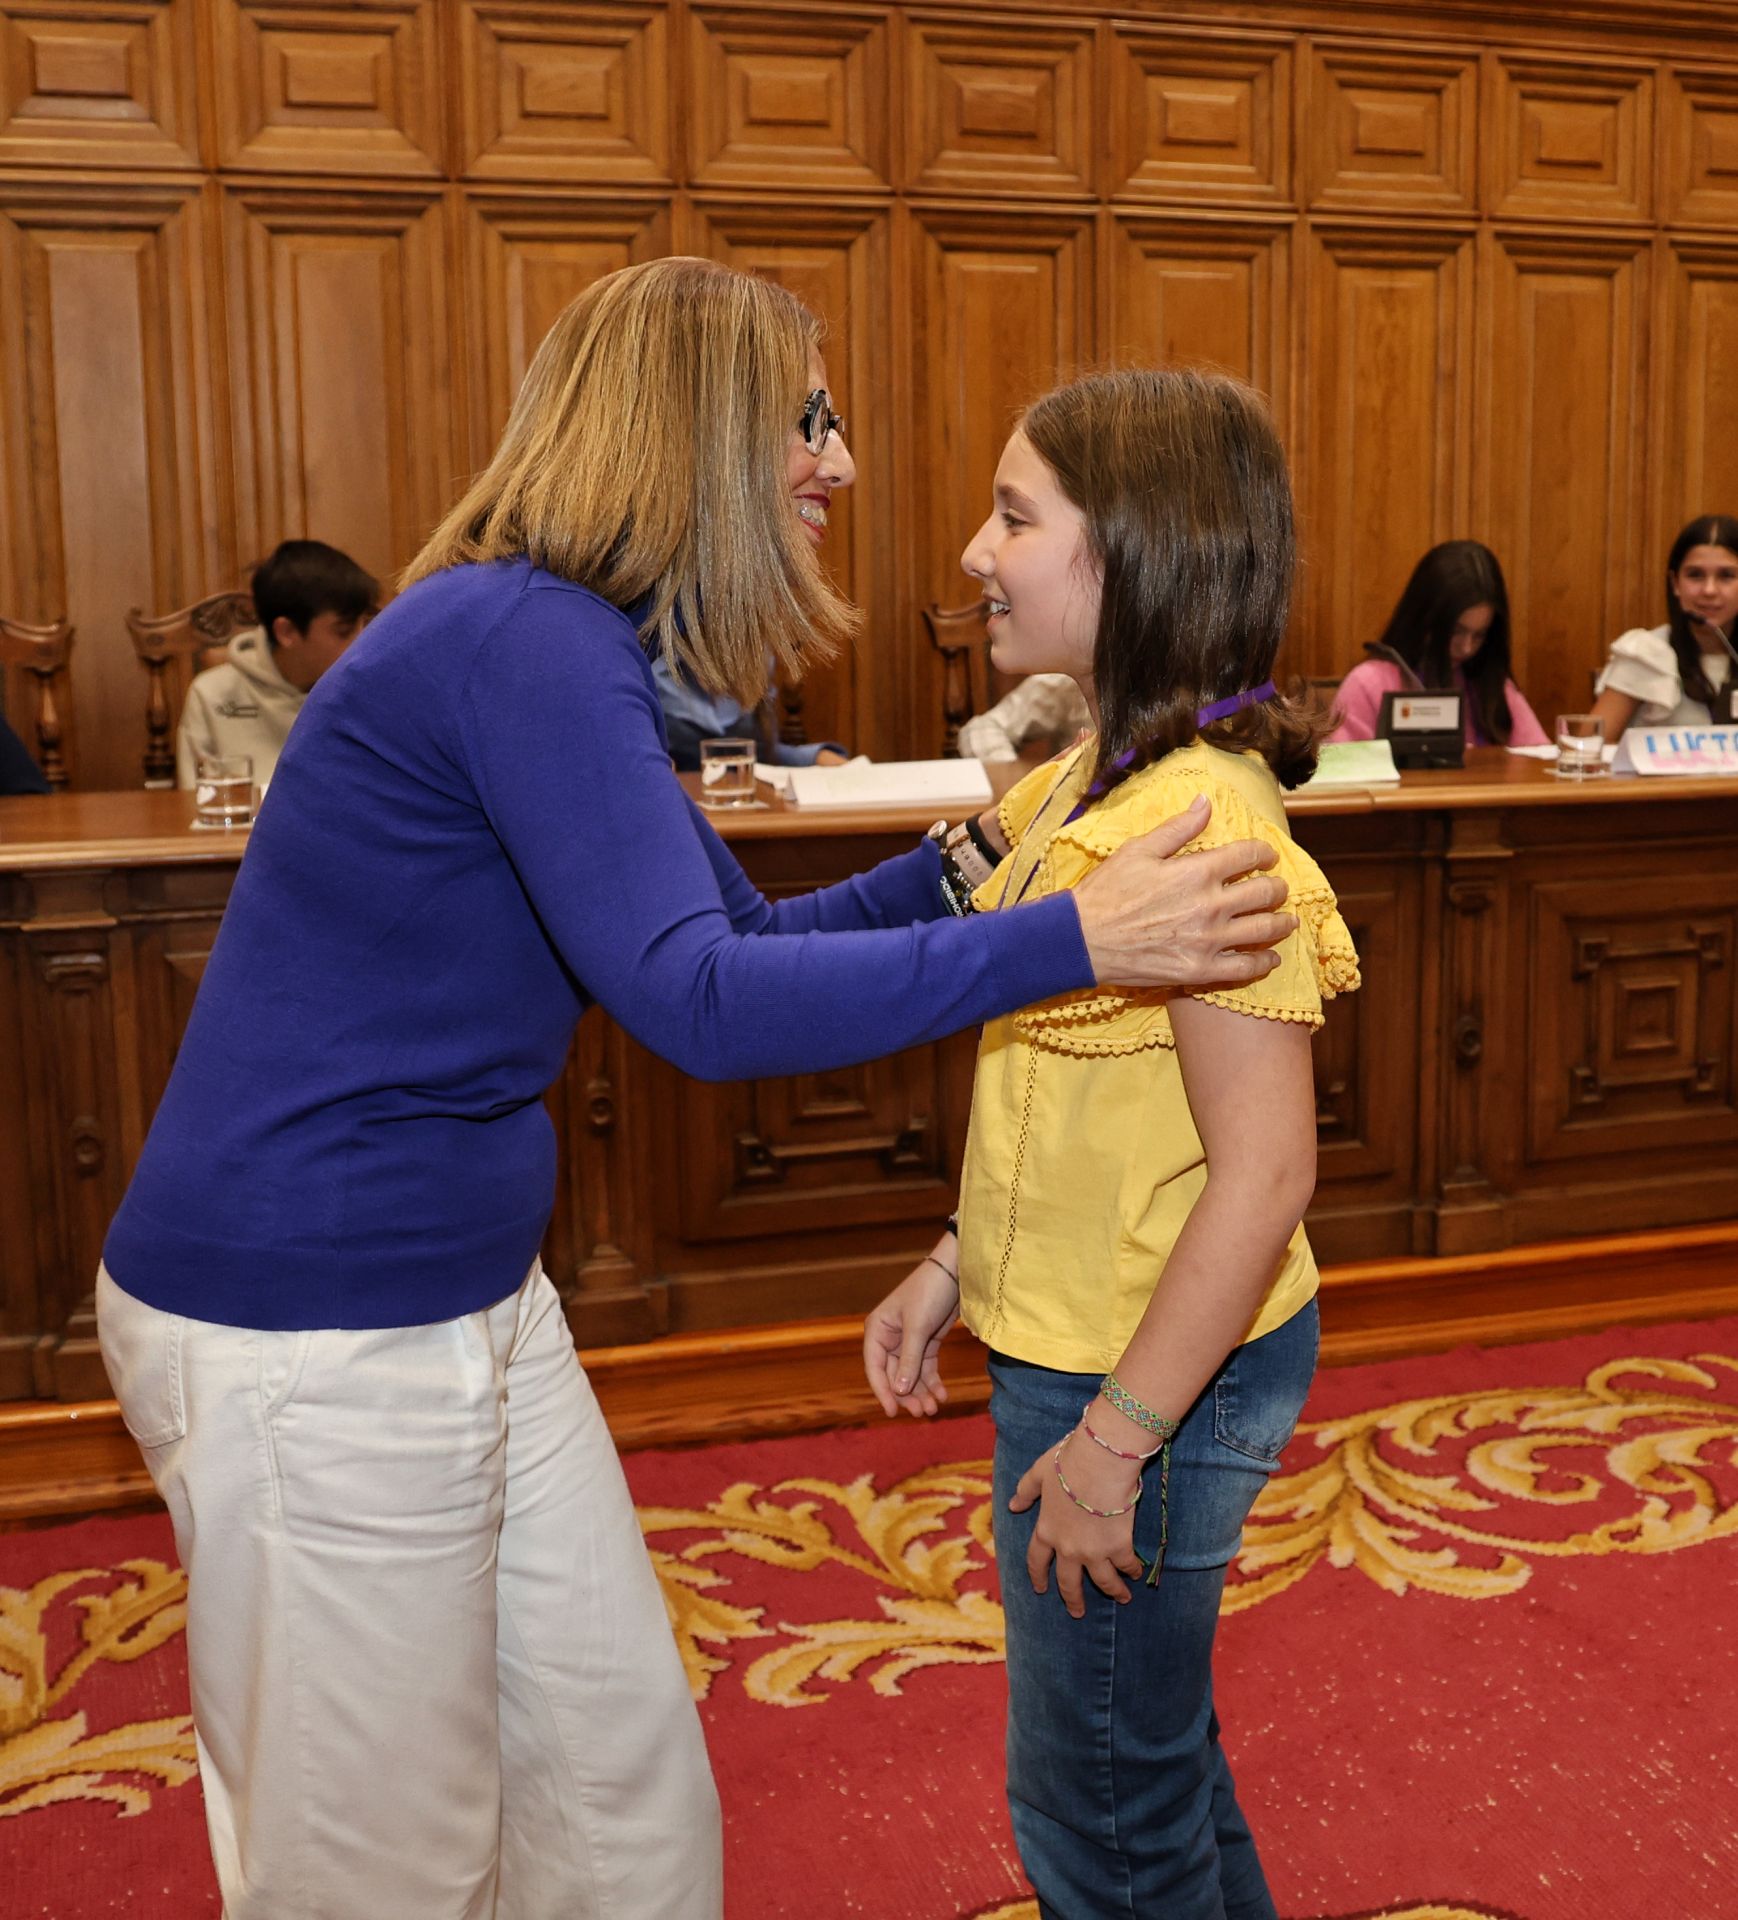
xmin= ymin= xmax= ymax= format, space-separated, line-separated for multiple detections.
xmin=1079 ymin=1406 xmax=1162 ymax=1461
xmin=1052 ymin=1442 xmax=1142 ymax=1519
xmin=1098 ymin=1374 xmax=1179 ymax=1589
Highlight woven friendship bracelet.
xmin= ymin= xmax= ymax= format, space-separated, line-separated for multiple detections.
xmin=1052 ymin=1443 xmax=1142 ymax=1519
xmin=1099 ymin=1373 xmax=1180 ymax=1439
xmin=1096 ymin=1376 xmax=1179 ymax=1590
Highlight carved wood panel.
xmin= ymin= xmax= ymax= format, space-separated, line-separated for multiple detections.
xmin=223 ymin=185 xmax=456 ymax=594
xmin=0 ymin=179 xmax=227 ymax=791
xmin=1108 ymin=27 xmax=1292 ymax=205
xmin=1108 ymin=214 xmax=1290 ymax=429
xmin=124 ymin=911 xmax=218 ymax=1129
xmin=20 ymin=930 xmax=124 ymax=1397
xmin=456 ymin=1 xmax=671 ymax=185
xmin=1305 ymin=43 xmax=1478 ymax=212
xmin=461 ymin=194 xmax=669 ymax=465
xmin=1653 ymin=239 xmax=1738 ymax=566
xmin=905 ymin=16 xmax=1096 ymax=198
xmin=672 ymin=1048 xmax=961 ymax=1246
xmin=1476 ymin=231 xmax=1649 ymax=732
xmin=908 ymin=209 xmax=1092 ymax=750
xmin=1661 ymin=67 xmax=1738 ymax=227
xmin=543 ymin=1010 xmax=661 ymax=1344
xmin=1485 ymin=53 xmax=1654 ymax=223
xmin=1527 ymin=872 xmax=1738 ymax=1166
xmin=0 ymin=0 xmax=197 ymax=169
xmin=1299 ymin=224 xmax=1473 ymax=681
xmin=684 ymin=200 xmax=892 ymax=756
xmin=688 ymin=4 xmax=889 ymax=193
xmin=0 ymin=929 xmax=37 ymax=1398
xmin=210 ymin=0 xmax=442 ymax=177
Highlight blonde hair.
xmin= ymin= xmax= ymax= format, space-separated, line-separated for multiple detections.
xmin=405 ymin=256 xmax=858 ymax=705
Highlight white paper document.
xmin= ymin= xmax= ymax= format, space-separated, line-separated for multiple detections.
xmin=784 ymin=757 xmax=994 ymax=809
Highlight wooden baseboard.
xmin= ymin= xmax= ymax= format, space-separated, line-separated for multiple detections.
xmin=5 ymin=1222 xmax=1736 ymax=1524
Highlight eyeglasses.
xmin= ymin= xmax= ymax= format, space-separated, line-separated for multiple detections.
xmin=798 ymin=388 xmax=844 ymax=456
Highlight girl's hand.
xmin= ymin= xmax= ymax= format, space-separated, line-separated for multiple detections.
xmin=1009 ymin=1434 xmax=1147 ymax=1618
xmin=863 ymin=1245 xmax=960 ymax=1418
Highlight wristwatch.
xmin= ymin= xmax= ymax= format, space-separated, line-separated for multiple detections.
xmin=926 ymin=817 xmax=997 ymax=915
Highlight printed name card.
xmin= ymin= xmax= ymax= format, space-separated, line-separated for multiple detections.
xmin=1612 ymin=728 xmax=1738 ymax=776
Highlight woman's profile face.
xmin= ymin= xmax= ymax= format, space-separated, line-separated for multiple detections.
xmin=1448 ymin=601 xmax=1494 ymax=666
xmin=786 ymin=352 xmax=855 ymax=547
xmin=960 ymin=430 xmax=1099 ymax=685
xmin=1669 ymin=543 xmax=1738 ymax=638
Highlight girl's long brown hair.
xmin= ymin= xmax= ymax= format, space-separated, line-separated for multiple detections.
xmin=1020 ymin=367 xmax=1320 ymax=791
xmin=405 ymin=257 xmax=858 ymax=706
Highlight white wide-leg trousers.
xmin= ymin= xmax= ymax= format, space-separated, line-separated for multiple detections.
xmin=96 ymin=1261 xmax=722 ymax=1920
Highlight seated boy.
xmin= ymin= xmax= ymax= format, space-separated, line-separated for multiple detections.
xmin=176 ymin=541 xmax=377 ymax=790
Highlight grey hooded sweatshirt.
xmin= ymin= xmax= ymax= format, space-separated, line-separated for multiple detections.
xmin=175 ymin=627 xmax=305 ymax=790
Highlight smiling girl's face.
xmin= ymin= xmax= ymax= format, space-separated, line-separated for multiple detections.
xmin=961 ymin=430 xmax=1101 ymax=704
xmin=1670 ymin=542 xmax=1738 ymax=644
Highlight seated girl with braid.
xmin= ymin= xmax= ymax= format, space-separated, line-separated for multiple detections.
xmin=864 ymin=367 xmax=1359 ymax=1920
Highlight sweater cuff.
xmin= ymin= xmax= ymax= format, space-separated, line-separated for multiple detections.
xmin=872 ymin=838 xmax=950 ymax=925
xmin=977 ymin=891 xmax=1094 ymax=1014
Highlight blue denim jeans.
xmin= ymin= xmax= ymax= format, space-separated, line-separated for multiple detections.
xmin=989 ymin=1300 xmax=1319 ymax=1920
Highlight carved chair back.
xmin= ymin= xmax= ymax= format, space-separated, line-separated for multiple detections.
xmin=922 ymin=599 xmax=992 ymax=757
xmin=0 ymin=615 xmax=75 ymax=789
xmin=126 ymin=591 xmax=257 ymax=788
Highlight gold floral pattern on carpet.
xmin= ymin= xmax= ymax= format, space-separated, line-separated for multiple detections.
xmin=643 ymin=1351 xmax=1738 ymax=1701
xmin=640 ymin=1465 xmax=1001 ymax=1705
xmin=0 ymin=1560 xmax=197 ymax=1818
xmin=1226 ymin=1349 xmax=1738 ymax=1612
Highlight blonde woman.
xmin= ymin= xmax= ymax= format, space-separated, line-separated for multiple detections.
xmin=96 ymin=259 xmax=1296 ymax=1919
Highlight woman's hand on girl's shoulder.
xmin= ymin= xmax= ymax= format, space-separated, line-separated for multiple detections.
xmin=863 ymin=1242 xmax=961 ymax=1418
xmin=1010 ymin=1435 xmax=1147 ymax=1618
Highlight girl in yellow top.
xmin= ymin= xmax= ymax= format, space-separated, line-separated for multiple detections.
xmin=865 ymin=368 xmax=1358 ymax=1919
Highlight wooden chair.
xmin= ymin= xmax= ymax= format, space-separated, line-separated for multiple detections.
xmin=0 ymin=615 xmax=74 ymax=789
xmin=126 ymin=591 xmax=257 ymax=788
xmin=922 ymin=598 xmax=990 ymax=757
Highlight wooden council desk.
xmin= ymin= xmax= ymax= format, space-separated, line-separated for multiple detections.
xmin=4 ymin=752 xmax=1738 ymax=1414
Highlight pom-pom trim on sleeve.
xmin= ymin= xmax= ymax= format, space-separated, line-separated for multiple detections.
xmin=1007 ymin=768 xmax=1360 ymax=1057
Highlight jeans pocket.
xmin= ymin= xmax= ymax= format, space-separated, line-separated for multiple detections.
xmin=1213 ymin=1303 xmax=1319 ymax=1466
xmin=96 ymin=1265 xmax=186 ymax=1450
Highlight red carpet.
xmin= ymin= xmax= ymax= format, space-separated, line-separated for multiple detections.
xmin=6 ymin=1313 xmax=1738 ymax=1918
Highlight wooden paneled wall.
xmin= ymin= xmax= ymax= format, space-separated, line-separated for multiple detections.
xmin=3 ymin=1 xmax=1738 ymax=789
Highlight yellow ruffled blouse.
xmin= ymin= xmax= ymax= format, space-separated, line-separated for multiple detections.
xmin=956 ymin=739 xmax=1360 ymax=1375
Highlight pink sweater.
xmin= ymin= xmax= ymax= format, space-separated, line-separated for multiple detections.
xmin=1327 ymin=658 xmax=1549 ymax=748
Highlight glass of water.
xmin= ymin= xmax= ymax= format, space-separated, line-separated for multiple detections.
xmin=698 ymin=737 xmax=759 ymax=809
xmin=1553 ymin=714 xmax=1607 ymax=780
xmin=193 ymin=753 xmax=256 ymax=828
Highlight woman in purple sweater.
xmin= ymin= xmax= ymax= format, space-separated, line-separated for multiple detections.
xmin=97 ymin=259 xmax=1296 ymax=1920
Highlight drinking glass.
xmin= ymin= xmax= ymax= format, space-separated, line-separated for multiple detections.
xmin=698 ymin=737 xmax=759 ymax=809
xmin=1553 ymin=714 xmax=1607 ymax=781
xmin=193 ymin=753 xmax=256 ymax=828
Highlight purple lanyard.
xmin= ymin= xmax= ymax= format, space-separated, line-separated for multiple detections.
xmin=1059 ymin=680 xmax=1275 ymax=827
xmin=995 ymin=680 xmax=1276 ymax=911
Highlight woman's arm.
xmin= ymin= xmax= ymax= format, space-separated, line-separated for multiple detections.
xmin=1010 ymin=997 xmax=1318 ymax=1614
xmin=460 ymin=589 xmax=1295 ymax=1083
